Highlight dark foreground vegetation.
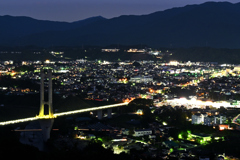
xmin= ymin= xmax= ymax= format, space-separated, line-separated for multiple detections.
xmin=0 ymin=126 xmax=132 ymax=160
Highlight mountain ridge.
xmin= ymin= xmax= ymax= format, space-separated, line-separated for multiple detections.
xmin=1 ymin=2 xmax=240 ymax=48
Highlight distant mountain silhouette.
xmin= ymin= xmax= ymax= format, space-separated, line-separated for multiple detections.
xmin=1 ymin=2 xmax=240 ymax=48
xmin=72 ymin=16 xmax=106 ymax=24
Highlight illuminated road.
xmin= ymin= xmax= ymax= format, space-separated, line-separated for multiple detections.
xmin=0 ymin=102 xmax=128 ymax=126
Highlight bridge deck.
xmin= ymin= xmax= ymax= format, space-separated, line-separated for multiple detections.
xmin=0 ymin=102 xmax=128 ymax=126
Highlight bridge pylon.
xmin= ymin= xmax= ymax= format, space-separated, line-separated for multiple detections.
xmin=38 ymin=68 xmax=54 ymax=118
xmin=37 ymin=68 xmax=55 ymax=142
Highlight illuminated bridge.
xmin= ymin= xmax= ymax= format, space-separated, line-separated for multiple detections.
xmin=0 ymin=102 xmax=128 ymax=126
xmin=0 ymin=68 xmax=129 ymax=142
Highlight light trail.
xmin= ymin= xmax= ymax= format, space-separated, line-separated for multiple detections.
xmin=55 ymin=102 xmax=128 ymax=117
xmin=0 ymin=117 xmax=39 ymax=126
xmin=232 ymin=114 xmax=240 ymax=125
xmin=0 ymin=102 xmax=128 ymax=126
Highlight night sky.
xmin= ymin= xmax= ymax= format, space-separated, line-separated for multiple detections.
xmin=0 ymin=0 xmax=239 ymax=22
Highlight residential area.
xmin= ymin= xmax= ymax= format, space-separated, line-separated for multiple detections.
xmin=1 ymin=59 xmax=240 ymax=159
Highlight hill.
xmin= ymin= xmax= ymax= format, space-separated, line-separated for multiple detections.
xmin=1 ymin=2 xmax=240 ymax=48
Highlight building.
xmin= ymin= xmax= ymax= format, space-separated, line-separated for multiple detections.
xmin=204 ymin=115 xmax=226 ymax=126
xmin=204 ymin=116 xmax=215 ymax=126
xmin=127 ymin=48 xmax=145 ymax=52
xmin=190 ymin=133 xmax=212 ymax=142
xmin=219 ymin=124 xmax=231 ymax=131
xmin=192 ymin=113 xmax=207 ymax=124
xmin=233 ymin=65 xmax=240 ymax=72
xmin=133 ymin=129 xmax=152 ymax=137
xmin=129 ymin=75 xmax=153 ymax=83
xmin=121 ymin=128 xmax=129 ymax=135
xmin=101 ymin=49 xmax=120 ymax=52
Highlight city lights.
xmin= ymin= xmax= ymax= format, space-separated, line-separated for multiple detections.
xmin=162 ymin=98 xmax=237 ymax=109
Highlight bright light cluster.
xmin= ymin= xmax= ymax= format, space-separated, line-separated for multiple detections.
xmin=55 ymin=102 xmax=128 ymax=116
xmin=163 ymin=98 xmax=237 ymax=109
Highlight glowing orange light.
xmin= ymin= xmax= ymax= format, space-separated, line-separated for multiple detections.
xmin=123 ymin=97 xmax=135 ymax=103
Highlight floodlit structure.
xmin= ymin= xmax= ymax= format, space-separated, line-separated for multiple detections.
xmin=0 ymin=68 xmax=129 ymax=137
xmin=38 ymin=68 xmax=55 ymax=142
xmin=39 ymin=69 xmax=54 ymax=118
xmin=0 ymin=102 xmax=128 ymax=126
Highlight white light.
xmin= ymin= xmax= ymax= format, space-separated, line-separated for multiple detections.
xmin=0 ymin=103 xmax=129 ymax=126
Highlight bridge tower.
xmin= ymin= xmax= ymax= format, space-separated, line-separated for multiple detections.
xmin=37 ymin=68 xmax=55 ymax=142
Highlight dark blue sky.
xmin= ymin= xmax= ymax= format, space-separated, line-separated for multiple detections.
xmin=0 ymin=0 xmax=239 ymax=22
